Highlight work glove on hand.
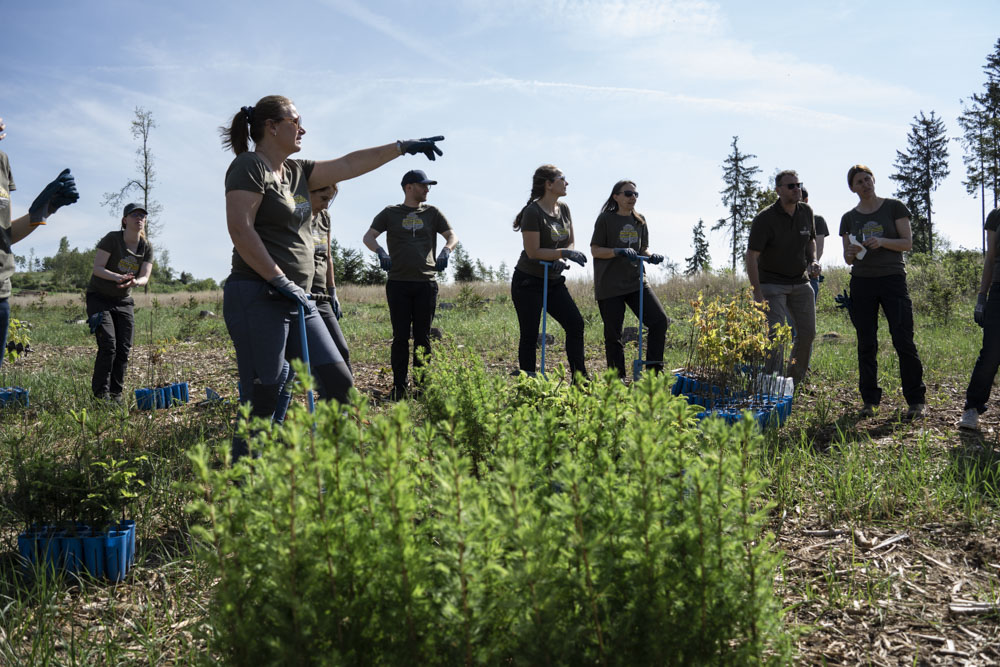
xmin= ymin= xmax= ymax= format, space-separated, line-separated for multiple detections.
xmin=647 ymin=253 xmax=665 ymax=265
xmin=376 ymin=248 xmax=392 ymax=272
xmin=613 ymin=247 xmax=638 ymax=260
xmin=331 ymin=287 xmax=342 ymax=320
xmin=398 ymin=136 xmax=444 ymax=161
xmin=975 ymin=293 xmax=987 ymax=327
xmin=268 ymin=275 xmax=311 ymax=309
xmin=561 ymin=249 xmax=587 ymax=266
xmin=834 ymin=289 xmax=852 ymax=312
xmin=554 ymin=260 xmax=571 ymax=272
xmin=435 ymin=247 xmax=451 ymax=272
xmin=29 ymin=169 xmax=80 ymax=223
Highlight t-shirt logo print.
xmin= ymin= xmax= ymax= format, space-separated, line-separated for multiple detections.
xmin=859 ymin=220 xmax=883 ymax=239
xmin=619 ymin=224 xmax=639 ymax=247
xmin=550 ymin=221 xmax=569 ymax=243
xmin=0 ymin=187 xmax=9 ymax=212
xmin=292 ymin=194 xmax=311 ymax=223
xmin=402 ymin=213 xmax=424 ymax=234
xmin=118 ymin=255 xmax=140 ymax=274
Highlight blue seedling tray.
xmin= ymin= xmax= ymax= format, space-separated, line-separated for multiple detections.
xmin=0 ymin=386 xmax=29 ymax=408
xmin=135 ymin=382 xmax=189 ymax=410
xmin=672 ymin=373 xmax=793 ymax=430
xmin=17 ymin=520 xmax=136 ymax=581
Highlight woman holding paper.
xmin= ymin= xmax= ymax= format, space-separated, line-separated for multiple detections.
xmin=839 ymin=164 xmax=925 ymax=420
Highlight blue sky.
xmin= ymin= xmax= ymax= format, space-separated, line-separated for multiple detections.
xmin=3 ymin=0 xmax=999 ymax=282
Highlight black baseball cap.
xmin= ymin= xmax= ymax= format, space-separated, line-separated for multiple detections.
xmin=401 ymin=170 xmax=437 ymax=187
xmin=123 ymin=203 xmax=148 ymax=217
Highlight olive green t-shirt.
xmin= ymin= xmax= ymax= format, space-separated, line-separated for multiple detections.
xmin=371 ymin=204 xmax=452 ymax=282
xmin=514 ymin=202 xmax=573 ymax=280
xmin=747 ymin=200 xmax=815 ymax=285
xmin=87 ymin=231 xmax=153 ymax=299
xmin=0 ymin=150 xmax=17 ymax=299
xmin=838 ymin=198 xmax=910 ymax=278
xmin=311 ymin=209 xmax=331 ymax=292
xmin=815 ymin=215 xmax=829 ymax=238
xmin=591 ymin=210 xmax=649 ymax=300
xmin=225 ymin=153 xmax=316 ymax=289
xmin=985 ymin=207 xmax=1000 ymax=283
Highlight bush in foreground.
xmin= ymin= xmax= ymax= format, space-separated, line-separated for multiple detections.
xmin=187 ymin=354 xmax=790 ymax=665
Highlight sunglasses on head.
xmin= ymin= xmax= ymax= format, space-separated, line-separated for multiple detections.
xmin=619 ymin=190 xmax=639 ymax=198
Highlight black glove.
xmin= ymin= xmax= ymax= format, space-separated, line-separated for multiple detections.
xmin=834 ymin=289 xmax=852 ymax=311
xmin=331 ymin=287 xmax=342 ymax=320
xmin=554 ymin=260 xmax=571 ymax=272
xmin=647 ymin=253 xmax=664 ymax=265
xmin=975 ymin=293 xmax=987 ymax=327
xmin=435 ymin=247 xmax=451 ymax=272
xmin=30 ymin=169 xmax=80 ymax=223
xmin=613 ymin=247 xmax=638 ymax=260
xmin=398 ymin=136 xmax=444 ymax=161
xmin=268 ymin=275 xmax=310 ymax=309
xmin=376 ymin=248 xmax=392 ymax=271
xmin=87 ymin=312 xmax=104 ymax=334
xmin=561 ymin=249 xmax=587 ymax=266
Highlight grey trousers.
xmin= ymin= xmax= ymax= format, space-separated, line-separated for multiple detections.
xmin=761 ymin=282 xmax=816 ymax=387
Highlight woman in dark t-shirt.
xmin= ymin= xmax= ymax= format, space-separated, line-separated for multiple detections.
xmin=219 ymin=94 xmax=443 ymax=461
xmin=510 ymin=164 xmax=588 ymax=379
xmin=86 ymin=203 xmax=153 ymax=402
xmin=590 ymin=180 xmax=669 ymax=378
xmin=839 ymin=164 xmax=925 ymax=419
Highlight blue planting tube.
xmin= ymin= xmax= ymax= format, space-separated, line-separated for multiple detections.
xmin=632 ymin=255 xmax=653 ymax=381
xmin=298 ymin=303 xmax=315 ymax=414
xmin=539 ymin=261 xmax=552 ymax=377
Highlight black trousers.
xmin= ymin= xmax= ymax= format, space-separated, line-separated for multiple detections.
xmin=965 ymin=282 xmax=1000 ymax=413
xmin=86 ymin=292 xmax=134 ymax=398
xmin=385 ymin=280 xmax=438 ymax=392
xmin=510 ymin=269 xmax=587 ymax=378
xmin=849 ymin=274 xmax=925 ymax=406
xmin=598 ymin=287 xmax=668 ymax=378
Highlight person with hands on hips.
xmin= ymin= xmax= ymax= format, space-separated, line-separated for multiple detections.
xmin=840 ymin=164 xmax=925 ymax=420
xmin=362 ymin=170 xmax=457 ymax=401
xmin=590 ymin=180 xmax=669 ymax=378
xmin=221 ymin=94 xmax=444 ymax=460
xmin=510 ymin=164 xmax=589 ymax=380
xmin=86 ymin=203 xmax=153 ymax=403
xmin=308 ymin=183 xmax=351 ymax=375
xmin=959 ymin=206 xmax=1000 ymax=431
xmin=745 ymin=170 xmax=819 ymax=390
xmin=0 ymin=115 xmax=81 ymax=369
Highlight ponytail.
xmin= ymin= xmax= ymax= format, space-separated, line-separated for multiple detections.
xmin=513 ymin=164 xmax=561 ymax=231
xmin=219 ymin=95 xmax=293 ymax=155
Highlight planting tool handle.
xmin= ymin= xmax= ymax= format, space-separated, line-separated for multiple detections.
xmin=539 ymin=261 xmax=552 ymax=377
xmin=297 ymin=304 xmax=315 ymax=414
xmin=632 ymin=256 xmax=651 ymax=381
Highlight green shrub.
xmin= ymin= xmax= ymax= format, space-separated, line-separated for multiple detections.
xmin=187 ymin=356 xmax=790 ymax=665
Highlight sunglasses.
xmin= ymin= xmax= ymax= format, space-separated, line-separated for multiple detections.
xmin=619 ymin=190 xmax=639 ymax=198
xmin=782 ymin=182 xmax=803 ymax=190
xmin=278 ymin=115 xmax=303 ymax=128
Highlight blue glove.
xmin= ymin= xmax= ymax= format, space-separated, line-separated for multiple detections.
xmin=398 ymin=136 xmax=444 ymax=161
xmin=834 ymin=289 xmax=852 ymax=311
xmin=331 ymin=287 xmax=342 ymax=320
xmin=975 ymin=293 xmax=986 ymax=327
xmin=268 ymin=275 xmax=311 ymax=308
xmin=561 ymin=249 xmax=587 ymax=266
xmin=647 ymin=253 xmax=664 ymax=265
xmin=613 ymin=247 xmax=638 ymax=260
xmin=435 ymin=247 xmax=451 ymax=272
xmin=30 ymin=169 xmax=80 ymax=223
xmin=87 ymin=312 xmax=104 ymax=334
xmin=377 ymin=248 xmax=392 ymax=271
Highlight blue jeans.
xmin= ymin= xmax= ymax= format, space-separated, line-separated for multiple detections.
xmin=0 ymin=298 xmax=9 ymax=371
xmin=965 ymin=283 xmax=1000 ymax=413
xmin=809 ymin=275 xmax=821 ymax=302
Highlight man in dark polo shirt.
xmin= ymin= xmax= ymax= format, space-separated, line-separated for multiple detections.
xmin=745 ymin=169 xmax=819 ymax=388
xmin=363 ymin=170 xmax=458 ymax=400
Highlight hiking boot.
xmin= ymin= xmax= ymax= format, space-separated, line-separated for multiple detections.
xmin=388 ymin=386 xmax=408 ymax=402
xmin=959 ymin=408 xmax=980 ymax=431
xmin=904 ymin=403 xmax=925 ymax=421
xmin=859 ymin=403 xmax=877 ymax=418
